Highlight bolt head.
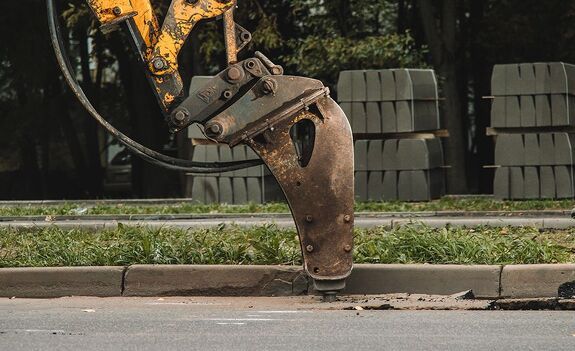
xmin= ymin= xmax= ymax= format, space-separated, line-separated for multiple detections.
xmin=344 ymin=245 xmax=352 ymax=253
xmin=227 ymin=66 xmax=242 ymax=81
xmin=174 ymin=110 xmax=188 ymax=123
xmin=306 ymin=245 xmax=314 ymax=253
xmin=305 ymin=215 xmax=313 ymax=223
xmin=206 ymin=123 xmax=223 ymax=138
xmin=262 ymin=78 xmax=278 ymax=95
xmin=344 ymin=215 xmax=352 ymax=223
xmin=112 ymin=6 xmax=122 ymax=16
xmin=151 ymin=57 xmax=167 ymax=71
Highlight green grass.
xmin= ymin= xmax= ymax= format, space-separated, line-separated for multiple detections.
xmin=0 ymin=224 xmax=572 ymax=268
xmin=1 ymin=197 xmax=575 ymax=217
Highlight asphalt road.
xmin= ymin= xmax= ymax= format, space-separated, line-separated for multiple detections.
xmin=1 ymin=297 xmax=574 ymax=351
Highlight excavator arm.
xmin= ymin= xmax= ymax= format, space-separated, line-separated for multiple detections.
xmin=49 ymin=0 xmax=355 ymax=299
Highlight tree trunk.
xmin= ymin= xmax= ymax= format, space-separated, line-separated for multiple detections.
xmin=469 ymin=0 xmax=493 ymax=193
xmin=417 ymin=0 xmax=468 ymax=194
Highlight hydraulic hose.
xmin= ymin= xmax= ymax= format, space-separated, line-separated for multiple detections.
xmin=46 ymin=0 xmax=263 ymax=173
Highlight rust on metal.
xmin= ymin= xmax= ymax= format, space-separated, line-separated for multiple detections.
xmin=244 ymin=97 xmax=355 ymax=282
xmin=223 ymin=3 xmax=239 ymax=64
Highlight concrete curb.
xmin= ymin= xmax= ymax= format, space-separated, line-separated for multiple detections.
xmin=1 ymin=264 xmax=575 ymax=299
xmin=0 ymin=216 xmax=573 ymax=230
xmin=123 ymin=265 xmax=308 ymax=297
xmin=0 ymin=266 xmax=124 ymax=298
xmin=343 ymin=265 xmax=502 ymax=298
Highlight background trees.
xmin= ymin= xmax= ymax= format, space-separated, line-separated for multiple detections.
xmin=1 ymin=0 xmax=575 ymax=199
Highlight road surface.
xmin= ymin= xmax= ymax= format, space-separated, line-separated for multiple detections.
xmin=0 ymin=296 xmax=574 ymax=350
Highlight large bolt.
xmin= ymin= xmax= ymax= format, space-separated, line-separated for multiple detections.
xmin=172 ymin=110 xmax=189 ymax=126
xmin=205 ymin=123 xmax=223 ymax=138
xmin=151 ymin=57 xmax=168 ymax=72
xmin=112 ymin=6 xmax=122 ymax=16
xmin=262 ymin=78 xmax=278 ymax=95
xmin=227 ymin=66 xmax=242 ymax=81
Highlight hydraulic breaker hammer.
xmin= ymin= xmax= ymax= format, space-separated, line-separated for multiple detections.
xmin=47 ymin=0 xmax=355 ymax=299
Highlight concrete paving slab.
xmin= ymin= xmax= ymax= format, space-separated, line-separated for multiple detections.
xmin=551 ymin=94 xmax=571 ymax=126
xmin=337 ymin=71 xmax=352 ymax=102
xmin=232 ymin=177 xmax=248 ymax=204
xmin=539 ymin=133 xmax=555 ymax=166
xmin=535 ymin=63 xmax=552 ymax=95
xmin=520 ymin=63 xmax=537 ymax=95
xmin=382 ymin=170 xmax=398 ymax=201
xmin=520 ymin=95 xmax=536 ymax=127
xmin=523 ymin=167 xmax=540 ymax=199
xmin=506 ymin=64 xmax=522 ymax=95
xmin=491 ymin=64 xmax=506 ymax=96
xmin=535 ymin=94 xmax=552 ymax=127
xmin=351 ymin=102 xmax=367 ymax=133
xmin=491 ymin=97 xmax=506 ymax=127
xmin=555 ymin=165 xmax=574 ymax=199
xmin=380 ymin=101 xmax=397 ymax=133
xmin=506 ymin=96 xmax=521 ymax=127
xmin=523 ymin=134 xmax=540 ymax=166
xmin=351 ymin=70 xmax=367 ymax=102
xmin=367 ymin=171 xmax=384 ymax=201
xmin=493 ymin=167 xmax=510 ymax=200
xmin=367 ymin=140 xmax=384 ymax=170
xmin=365 ymin=70 xmax=381 ymax=102
xmin=408 ymin=69 xmax=438 ymax=100
xmin=365 ymin=102 xmax=382 ymax=133
xmin=540 ymin=166 xmax=556 ymax=199
xmin=380 ymin=70 xmax=396 ymax=101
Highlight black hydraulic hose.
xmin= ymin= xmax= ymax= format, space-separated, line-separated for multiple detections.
xmin=46 ymin=0 xmax=263 ymax=173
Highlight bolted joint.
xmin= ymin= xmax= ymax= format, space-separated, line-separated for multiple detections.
xmin=150 ymin=57 xmax=168 ymax=73
xmin=261 ymin=78 xmax=278 ymax=95
xmin=171 ymin=109 xmax=190 ymax=127
xmin=205 ymin=122 xmax=223 ymax=138
xmin=226 ymin=66 xmax=243 ymax=82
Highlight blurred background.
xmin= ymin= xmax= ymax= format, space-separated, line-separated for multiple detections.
xmin=1 ymin=0 xmax=574 ymax=200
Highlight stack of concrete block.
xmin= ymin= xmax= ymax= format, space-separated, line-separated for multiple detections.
xmin=338 ymin=69 xmax=446 ymax=202
xmin=493 ymin=133 xmax=575 ymax=199
xmin=491 ymin=63 xmax=575 ymax=128
xmin=354 ymin=139 xmax=445 ymax=202
xmin=184 ymin=77 xmax=284 ymax=204
xmin=491 ymin=63 xmax=575 ymax=199
xmin=338 ymin=69 xmax=441 ymax=133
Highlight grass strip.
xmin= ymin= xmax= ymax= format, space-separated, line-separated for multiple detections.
xmin=1 ymin=197 xmax=574 ymax=217
xmin=0 ymin=224 xmax=572 ymax=268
